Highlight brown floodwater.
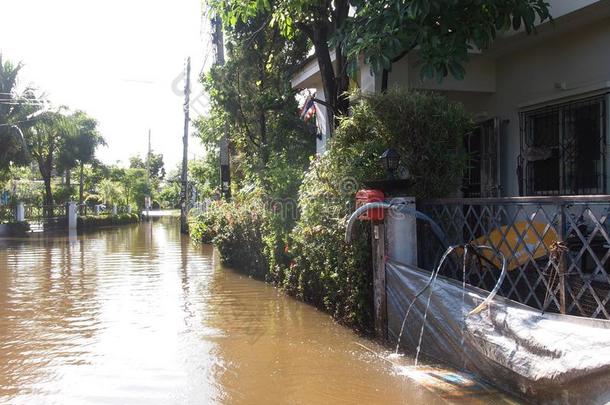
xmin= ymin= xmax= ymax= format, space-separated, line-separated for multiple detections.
xmin=0 ymin=217 xmax=511 ymax=404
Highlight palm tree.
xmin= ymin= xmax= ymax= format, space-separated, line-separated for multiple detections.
xmin=0 ymin=54 xmax=38 ymax=182
xmin=24 ymin=109 xmax=76 ymax=207
xmin=58 ymin=111 xmax=106 ymax=204
xmin=98 ymin=178 xmax=122 ymax=206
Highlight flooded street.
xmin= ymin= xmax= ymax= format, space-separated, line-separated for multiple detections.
xmin=0 ymin=218 xmax=451 ymax=404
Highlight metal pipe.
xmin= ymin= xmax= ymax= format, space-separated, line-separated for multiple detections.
xmin=345 ymin=201 xmax=449 ymax=248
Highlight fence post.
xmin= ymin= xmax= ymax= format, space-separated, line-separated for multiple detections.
xmin=112 ymin=204 xmax=118 ymax=216
xmin=16 ymin=203 xmax=25 ymax=222
xmin=386 ymin=197 xmax=418 ymax=265
xmin=372 ymin=220 xmax=387 ymax=341
xmin=558 ymin=203 xmax=567 ymax=314
xmin=67 ymin=201 xmax=77 ymax=230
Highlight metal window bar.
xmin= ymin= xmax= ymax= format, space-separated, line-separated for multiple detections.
xmin=519 ymin=95 xmax=607 ymax=196
xmin=418 ymin=196 xmax=610 ymax=320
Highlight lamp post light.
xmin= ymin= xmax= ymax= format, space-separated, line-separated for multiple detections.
xmin=379 ymin=148 xmax=400 ymax=180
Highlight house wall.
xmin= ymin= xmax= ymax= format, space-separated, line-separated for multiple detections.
xmin=288 ymin=1 xmax=610 ymax=167
xmin=290 ymin=54 xmax=337 ymax=155
xmin=485 ymin=15 xmax=610 ymax=197
xmin=387 ymin=15 xmax=610 ymax=197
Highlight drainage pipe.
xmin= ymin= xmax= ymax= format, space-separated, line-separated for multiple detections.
xmin=345 ymin=202 xmax=449 ymax=248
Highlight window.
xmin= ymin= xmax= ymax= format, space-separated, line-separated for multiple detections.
xmin=520 ymin=95 xmax=607 ymax=195
xmin=463 ymin=119 xmax=501 ymax=198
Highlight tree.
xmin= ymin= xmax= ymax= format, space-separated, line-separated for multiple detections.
xmin=122 ymin=168 xmax=150 ymax=208
xmin=24 ymin=110 xmax=76 ymax=206
xmin=158 ymin=182 xmax=181 ymax=209
xmin=57 ymin=111 xmax=106 ymax=204
xmin=188 ymin=152 xmax=221 ymax=198
xmin=0 ymin=54 xmax=37 ymax=184
xmin=197 ymin=9 xmax=314 ymax=192
xmin=212 ymin=0 xmax=551 ymax=126
xmin=129 ymin=151 xmax=165 ymax=180
xmin=98 ymin=178 xmax=123 ymax=206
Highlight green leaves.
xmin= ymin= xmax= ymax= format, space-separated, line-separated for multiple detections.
xmin=340 ymin=0 xmax=551 ymax=82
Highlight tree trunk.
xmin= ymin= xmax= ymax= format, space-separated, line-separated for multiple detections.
xmin=259 ymin=111 xmax=268 ymax=167
xmin=312 ymin=23 xmax=337 ymax=134
xmin=65 ymin=168 xmax=71 ymax=188
xmin=257 ymin=49 xmax=269 ymax=169
xmin=333 ymin=0 xmax=350 ymax=118
xmin=36 ymin=155 xmax=54 ymax=211
xmin=79 ymin=162 xmax=85 ymax=204
xmin=43 ymin=178 xmax=53 ymax=204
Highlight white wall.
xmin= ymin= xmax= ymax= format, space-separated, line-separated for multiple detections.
xmin=487 ymin=16 xmax=610 ymax=196
xmin=314 ymin=90 xmax=329 ymax=155
xmin=386 ymin=15 xmax=610 ymax=197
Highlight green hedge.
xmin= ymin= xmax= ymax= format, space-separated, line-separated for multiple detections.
xmin=77 ymin=213 xmax=140 ymax=229
xmin=189 ymin=200 xmax=287 ymax=280
xmin=190 ymin=89 xmax=471 ymax=334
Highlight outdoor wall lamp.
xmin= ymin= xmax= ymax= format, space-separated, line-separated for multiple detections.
xmin=379 ymin=148 xmax=400 ymax=180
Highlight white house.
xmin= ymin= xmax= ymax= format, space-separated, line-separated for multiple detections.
xmin=291 ymin=0 xmax=610 ymax=198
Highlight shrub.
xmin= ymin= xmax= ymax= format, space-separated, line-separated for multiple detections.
xmin=84 ymin=194 xmax=102 ymax=206
xmin=190 ymin=199 xmax=270 ymax=278
xmin=190 ymin=89 xmax=471 ymax=334
xmin=77 ymin=212 xmax=140 ymax=229
xmin=285 ymin=89 xmax=471 ymax=333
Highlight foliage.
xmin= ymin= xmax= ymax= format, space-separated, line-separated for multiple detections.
xmin=77 ymin=213 xmax=140 ymax=229
xmin=340 ymin=0 xmax=552 ymax=81
xmin=98 ymin=178 xmax=124 ymax=205
xmin=190 ymin=199 xmax=269 ymax=278
xmin=129 ymin=151 xmax=165 ymax=180
xmin=84 ymin=194 xmax=102 ymax=206
xmin=190 ymin=4 xmax=315 ymax=291
xmin=122 ymin=168 xmax=151 ymax=208
xmin=158 ymin=181 xmax=181 ymax=209
xmin=1 ymin=53 xmax=104 ymax=209
xmin=57 ymin=111 xmax=105 ymax=203
xmin=53 ymin=184 xmax=76 ymax=204
xmin=188 ymin=152 xmax=220 ymax=199
xmin=196 ymin=6 xmax=314 ymax=194
xmin=336 ymin=89 xmax=472 ymax=198
xmin=191 ymin=89 xmax=471 ymax=332
xmin=0 ymin=53 xmax=35 ymax=183
xmin=285 ymin=89 xmax=470 ymax=331
xmin=23 ymin=109 xmax=77 ymax=205
xmin=211 ymin=0 xmax=551 ymax=123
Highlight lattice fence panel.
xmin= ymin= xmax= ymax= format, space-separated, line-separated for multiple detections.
xmin=418 ymin=197 xmax=610 ymax=319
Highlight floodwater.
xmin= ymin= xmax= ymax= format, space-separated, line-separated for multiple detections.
xmin=0 ymin=217 xmax=506 ymax=404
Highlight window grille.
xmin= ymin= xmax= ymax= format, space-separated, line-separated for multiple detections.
xmin=464 ymin=119 xmax=500 ymax=198
xmin=520 ymin=95 xmax=607 ymax=196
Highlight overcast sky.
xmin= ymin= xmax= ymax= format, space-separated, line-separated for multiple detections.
xmin=1 ymin=0 xmax=210 ymax=170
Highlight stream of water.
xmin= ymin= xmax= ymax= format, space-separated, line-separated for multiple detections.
xmin=0 ymin=217 xmax=509 ymax=404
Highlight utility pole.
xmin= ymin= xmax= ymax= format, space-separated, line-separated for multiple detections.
xmin=146 ymin=129 xmax=151 ymax=217
xmin=180 ymin=57 xmax=191 ymax=234
xmin=146 ymin=129 xmax=151 ymax=185
xmin=211 ymin=15 xmax=230 ymax=200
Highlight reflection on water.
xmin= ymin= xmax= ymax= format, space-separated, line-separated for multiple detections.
xmin=0 ymin=218 xmax=447 ymax=404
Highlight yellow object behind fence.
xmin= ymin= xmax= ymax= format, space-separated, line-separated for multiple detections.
xmin=471 ymin=221 xmax=558 ymax=271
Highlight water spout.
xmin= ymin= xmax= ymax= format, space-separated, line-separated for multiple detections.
xmin=395 ymin=244 xmax=507 ymax=363
xmin=345 ymin=202 xmax=449 ymax=248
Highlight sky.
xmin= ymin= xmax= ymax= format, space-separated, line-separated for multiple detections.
xmin=1 ymin=0 xmax=210 ymax=170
